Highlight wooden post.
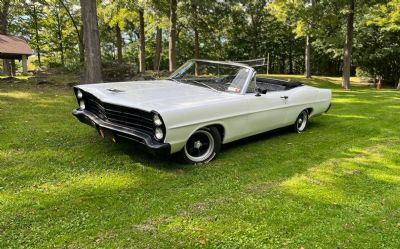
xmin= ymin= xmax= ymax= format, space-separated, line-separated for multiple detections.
xmin=3 ymin=59 xmax=11 ymax=76
xmin=22 ymin=55 xmax=28 ymax=76
xmin=11 ymin=59 xmax=16 ymax=76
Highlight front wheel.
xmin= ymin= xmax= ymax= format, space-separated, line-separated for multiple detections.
xmin=293 ymin=110 xmax=309 ymax=133
xmin=180 ymin=127 xmax=221 ymax=164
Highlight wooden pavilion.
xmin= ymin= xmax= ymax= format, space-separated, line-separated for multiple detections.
xmin=0 ymin=34 xmax=33 ymax=76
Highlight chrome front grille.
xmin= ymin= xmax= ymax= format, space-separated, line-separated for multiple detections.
xmin=83 ymin=92 xmax=154 ymax=135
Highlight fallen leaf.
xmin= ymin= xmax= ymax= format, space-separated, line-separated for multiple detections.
xmin=198 ymin=239 xmax=206 ymax=245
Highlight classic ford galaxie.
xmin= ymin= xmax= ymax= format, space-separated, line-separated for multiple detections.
xmin=73 ymin=59 xmax=331 ymax=163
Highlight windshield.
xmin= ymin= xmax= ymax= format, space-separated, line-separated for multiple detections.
xmin=169 ymin=60 xmax=252 ymax=93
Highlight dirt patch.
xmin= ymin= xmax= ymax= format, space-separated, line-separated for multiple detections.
xmin=243 ymin=181 xmax=279 ymax=193
xmin=133 ymin=215 xmax=169 ymax=234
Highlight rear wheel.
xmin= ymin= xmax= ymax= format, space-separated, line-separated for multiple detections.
xmin=293 ymin=110 xmax=309 ymax=133
xmin=180 ymin=127 xmax=221 ymax=164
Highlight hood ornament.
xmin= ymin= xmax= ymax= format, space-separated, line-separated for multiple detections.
xmin=107 ymin=88 xmax=125 ymax=93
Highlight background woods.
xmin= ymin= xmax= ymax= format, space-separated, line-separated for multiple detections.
xmin=1 ymin=0 xmax=400 ymax=87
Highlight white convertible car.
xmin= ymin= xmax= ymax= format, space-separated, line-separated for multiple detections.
xmin=73 ymin=59 xmax=331 ymax=163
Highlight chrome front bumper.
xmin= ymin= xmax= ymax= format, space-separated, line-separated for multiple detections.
xmin=72 ymin=109 xmax=171 ymax=155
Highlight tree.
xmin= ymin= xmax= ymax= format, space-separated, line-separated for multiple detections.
xmin=98 ymin=0 xmax=131 ymax=63
xmin=115 ymin=24 xmax=123 ymax=62
xmin=269 ymin=0 xmax=321 ymax=78
xmin=364 ymin=0 xmax=400 ymax=89
xmin=169 ymin=0 xmax=177 ymax=72
xmin=153 ymin=26 xmax=162 ymax=71
xmin=0 ymin=0 xmax=10 ymax=34
xmin=80 ymin=0 xmax=102 ymax=83
xmin=54 ymin=4 xmax=65 ymax=66
xmin=342 ymin=0 xmax=355 ymax=89
xmin=138 ymin=7 xmax=146 ymax=72
xmin=58 ymin=0 xmax=85 ymax=63
xmin=148 ymin=0 xmax=169 ymax=71
xmin=0 ymin=0 xmax=11 ymax=75
xmin=366 ymin=0 xmax=400 ymax=32
xmin=32 ymin=3 xmax=42 ymax=67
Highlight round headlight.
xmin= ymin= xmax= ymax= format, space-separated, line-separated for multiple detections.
xmin=76 ymin=89 xmax=83 ymax=99
xmin=155 ymin=127 xmax=164 ymax=140
xmin=79 ymin=100 xmax=85 ymax=110
xmin=153 ymin=114 xmax=163 ymax=126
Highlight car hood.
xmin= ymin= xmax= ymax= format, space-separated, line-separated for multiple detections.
xmin=77 ymin=80 xmax=238 ymax=114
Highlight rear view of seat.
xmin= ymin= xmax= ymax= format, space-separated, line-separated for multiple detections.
xmin=256 ymin=77 xmax=302 ymax=93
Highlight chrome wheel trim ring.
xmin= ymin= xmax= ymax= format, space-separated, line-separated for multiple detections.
xmin=184 ymin=130 xmax=215 ymax=163
xmin=297 ymin=111 xmax=308 ymax=131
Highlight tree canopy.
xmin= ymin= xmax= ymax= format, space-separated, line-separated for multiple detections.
xmin=2 ymin=0 xmax=400 ymax=87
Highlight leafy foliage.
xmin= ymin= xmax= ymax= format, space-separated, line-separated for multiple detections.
xmin=2 ymin=0 xmax=400 ymax=85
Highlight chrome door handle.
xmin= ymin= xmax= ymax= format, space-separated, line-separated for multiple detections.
xmin=280 ymin=96 xmax=288 ymax=99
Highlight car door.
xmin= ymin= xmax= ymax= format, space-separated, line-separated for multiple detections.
xmin=244 ymin=90 xmax=289 ymax=136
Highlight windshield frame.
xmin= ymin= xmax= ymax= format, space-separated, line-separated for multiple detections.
xmin=169 ymin=59 xmax=256 ymax=95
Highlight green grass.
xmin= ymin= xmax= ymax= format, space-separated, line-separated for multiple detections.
xmin=1 ymin=76 xmax=400 ymax=248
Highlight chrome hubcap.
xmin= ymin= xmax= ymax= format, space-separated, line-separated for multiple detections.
xmin=194 ymin=140 xmax=202 ymax=149
xmin=184 ymin=130 xmax=214 ymax=163
xmin=297 ymin=112 xmax=307 ymax=131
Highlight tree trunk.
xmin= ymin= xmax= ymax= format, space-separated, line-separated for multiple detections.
xmin=0 ymin=0 xmax=10 ymax=34
xmin=194 ymin=28 xmax=200 ymax=76
xmin=153 ymin=27 xmax=162 ymax=71
xmin=79 ymin=25 xmax=85 ymax=63
xmin=397 ymin=78 xmax=400 ymax=90
xmin=281 ymin=55 xmax=286 ymax=74
xmin=58 ymin=0 xmax=84 ymax=63
xmin=0 ymin=0 xmax=11 ymax=76
xmin=33 ymin=5 xmax=41 ymax=67
xmin=342 ymin=0 xmax=355 ymax=90
xmin=194 ymin=28 xmax=200 ymax=59
xmin=288 ymin=36 xmax=293 ymax=74
xmin=55 ymin=8 xmax=65 ymax=66
xmin=80 ymin=0 xmax=102 ymax=83
xmin=304 ymin=35 xmax=311 ymax=78
xmin=289 ymin=52 xmax=293 ymax=74
xmin=138 ymin=9 xmax=146 ymax=73
xmin=169 ymin=0 xmax=177 ymax=72
xmin=250 ymin=14 xmax=260 ymax=58
xmin=116 ymin=25 xmax=123 ymax=63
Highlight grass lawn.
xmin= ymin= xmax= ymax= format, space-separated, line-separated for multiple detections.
xmin=1 ymin=76 xmax=400 ymax=248
xmin=0 ymin=75 xmax=32 ymax=80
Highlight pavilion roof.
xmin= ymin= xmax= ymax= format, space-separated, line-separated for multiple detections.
xmin=0 ymin=35 xmax=33 ymax=59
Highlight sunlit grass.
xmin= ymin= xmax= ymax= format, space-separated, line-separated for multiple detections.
xmin=0 ymin=91 xmax=34 ymax=99
xmin=0 ymin=77 xmax=399 ymax=248
xmin=0 ymin=75 xmax=32 ymax=80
